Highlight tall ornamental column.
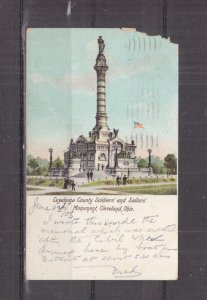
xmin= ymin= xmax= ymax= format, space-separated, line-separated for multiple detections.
xmin=94 ymin=36 xmax=109 ymax=131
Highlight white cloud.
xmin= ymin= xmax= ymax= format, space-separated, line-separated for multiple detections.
xmin=28 ymin=71 xmax=96 ymax=94
xmin=28 ymin=50 xmax=161 ymax=97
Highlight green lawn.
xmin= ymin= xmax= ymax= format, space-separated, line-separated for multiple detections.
xmin=43 ymin=184 xmax=177 ymax=195
xmin=26 ymin=177 xmax=177 ymax=195
xmin=27 ymin=178 xmax=64 ymax=188
xmin=102 ymin=184 xmax=177 ymax=195
xmin=82 ymin=177 xmax=176 ymax=187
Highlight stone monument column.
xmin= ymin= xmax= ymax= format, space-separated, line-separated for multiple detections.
xmin=94 ymin=36 xmax=109 ymax=131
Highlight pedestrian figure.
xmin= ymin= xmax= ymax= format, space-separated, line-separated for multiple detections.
xmin=123 ymin=174 xmax=127 ymax=185
xmin=116 ymin=176 xmax=119 ymax=185
xmin=97 ymin=163 xmax=100 ymax=171
xmin=116 ymin=176 xmax=121 ymax=186
xmin=101 ymin=164 xmax=104 ymax=170
xmin=64 ymin=177 xmax=69 ymax=189
xmin=71 ymin=181 xmax=76 ymax=191
xmin=87 ymin=170 xmax=90 ymax=181
xmin=63 ymin=178 xmax=67 ymax=189
xmin=90 ymin=170 xmax=93 ymax=180
xmin=67 ymin=177 xmax=71 ymax=189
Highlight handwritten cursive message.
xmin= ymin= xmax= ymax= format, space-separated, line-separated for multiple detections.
xmin=26 ymin=195 xmax=177 ymax=280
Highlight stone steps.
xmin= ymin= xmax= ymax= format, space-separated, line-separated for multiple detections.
xmin=73 ymin=170 xmax=113 ymax=179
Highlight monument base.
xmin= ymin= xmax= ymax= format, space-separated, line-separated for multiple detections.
xmin=105 ymin=166 xmax=152 ymax=178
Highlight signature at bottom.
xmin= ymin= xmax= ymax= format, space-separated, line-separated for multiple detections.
xmin=112 ymin=265 xmax=141 ymax=278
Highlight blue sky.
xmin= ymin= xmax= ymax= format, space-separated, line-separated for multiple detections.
xmin=27 ymin=28 xmax=178 ymax=160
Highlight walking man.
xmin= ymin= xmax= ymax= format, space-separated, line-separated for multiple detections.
xmin=66 ymin=177 xmax=70 ymax=189
xmin=123 ymin=174 xmax=127 ymax=185
xmin=116 ymin=175 xmax=121 ymax=186
xmin=87 ymin=170 xmax=90 ymax=181
xmin=63 ymin=178 xmax=67 ymax=189
xmin=71 ymin=180 xmax=76 ymax=191
xmin=90 ymin=169 xmax=93 ymax=180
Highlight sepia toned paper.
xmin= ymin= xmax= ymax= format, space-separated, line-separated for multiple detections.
xmin=26 ymin=29 xmax=178 ymax=280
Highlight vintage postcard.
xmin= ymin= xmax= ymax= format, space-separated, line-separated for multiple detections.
xmin=26 ymin=29 xmax=178 ymax=280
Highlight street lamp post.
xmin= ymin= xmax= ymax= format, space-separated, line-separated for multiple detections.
xmin=147 ymin=148 xmax=152 ymax=167
xmin=49 ymin=148 xmax=53 ymax=177
xmin=147 ymin=148 xmax=152 ymax=175
xmin=49 ymin=148 xmax=53 ymax=168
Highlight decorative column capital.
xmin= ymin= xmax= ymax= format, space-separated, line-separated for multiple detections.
xmin=94 ymin=37 xmax=108 ymax=73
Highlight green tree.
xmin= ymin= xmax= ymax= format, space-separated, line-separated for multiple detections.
xmin=42 ymin=166 xmax=48 ymax=175
xmin=138 ymin=158 xmax=148 ymax=168
xmin=28 ymin=159 xmax=39 ymax=175
xmin=151 ymin=156 xmax=164 ymax=167
xmin=151 ymin=156 xmax=165 ymax=174
xmin=36 ymin=167 xmax=43 ymax=176
xmin=164 ymin=154 xmax=177 ymax=174
xmin=52 ymin=157 xmax=63 ymax=169
xmin=151 ymin=163 xmax=160 ymax=174
xmin=26 ymin=167 xmax=31 ymax=175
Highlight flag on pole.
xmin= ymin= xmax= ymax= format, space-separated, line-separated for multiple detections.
xmin=134 ymin=121 xmax=144 ymax=129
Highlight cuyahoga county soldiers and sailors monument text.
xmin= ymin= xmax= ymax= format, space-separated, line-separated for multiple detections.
xmin=63 ymin=36 xmax=151 ymax=177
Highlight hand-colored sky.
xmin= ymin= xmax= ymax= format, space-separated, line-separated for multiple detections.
xmin=27 ymin=28 xmax=178 ymax=160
